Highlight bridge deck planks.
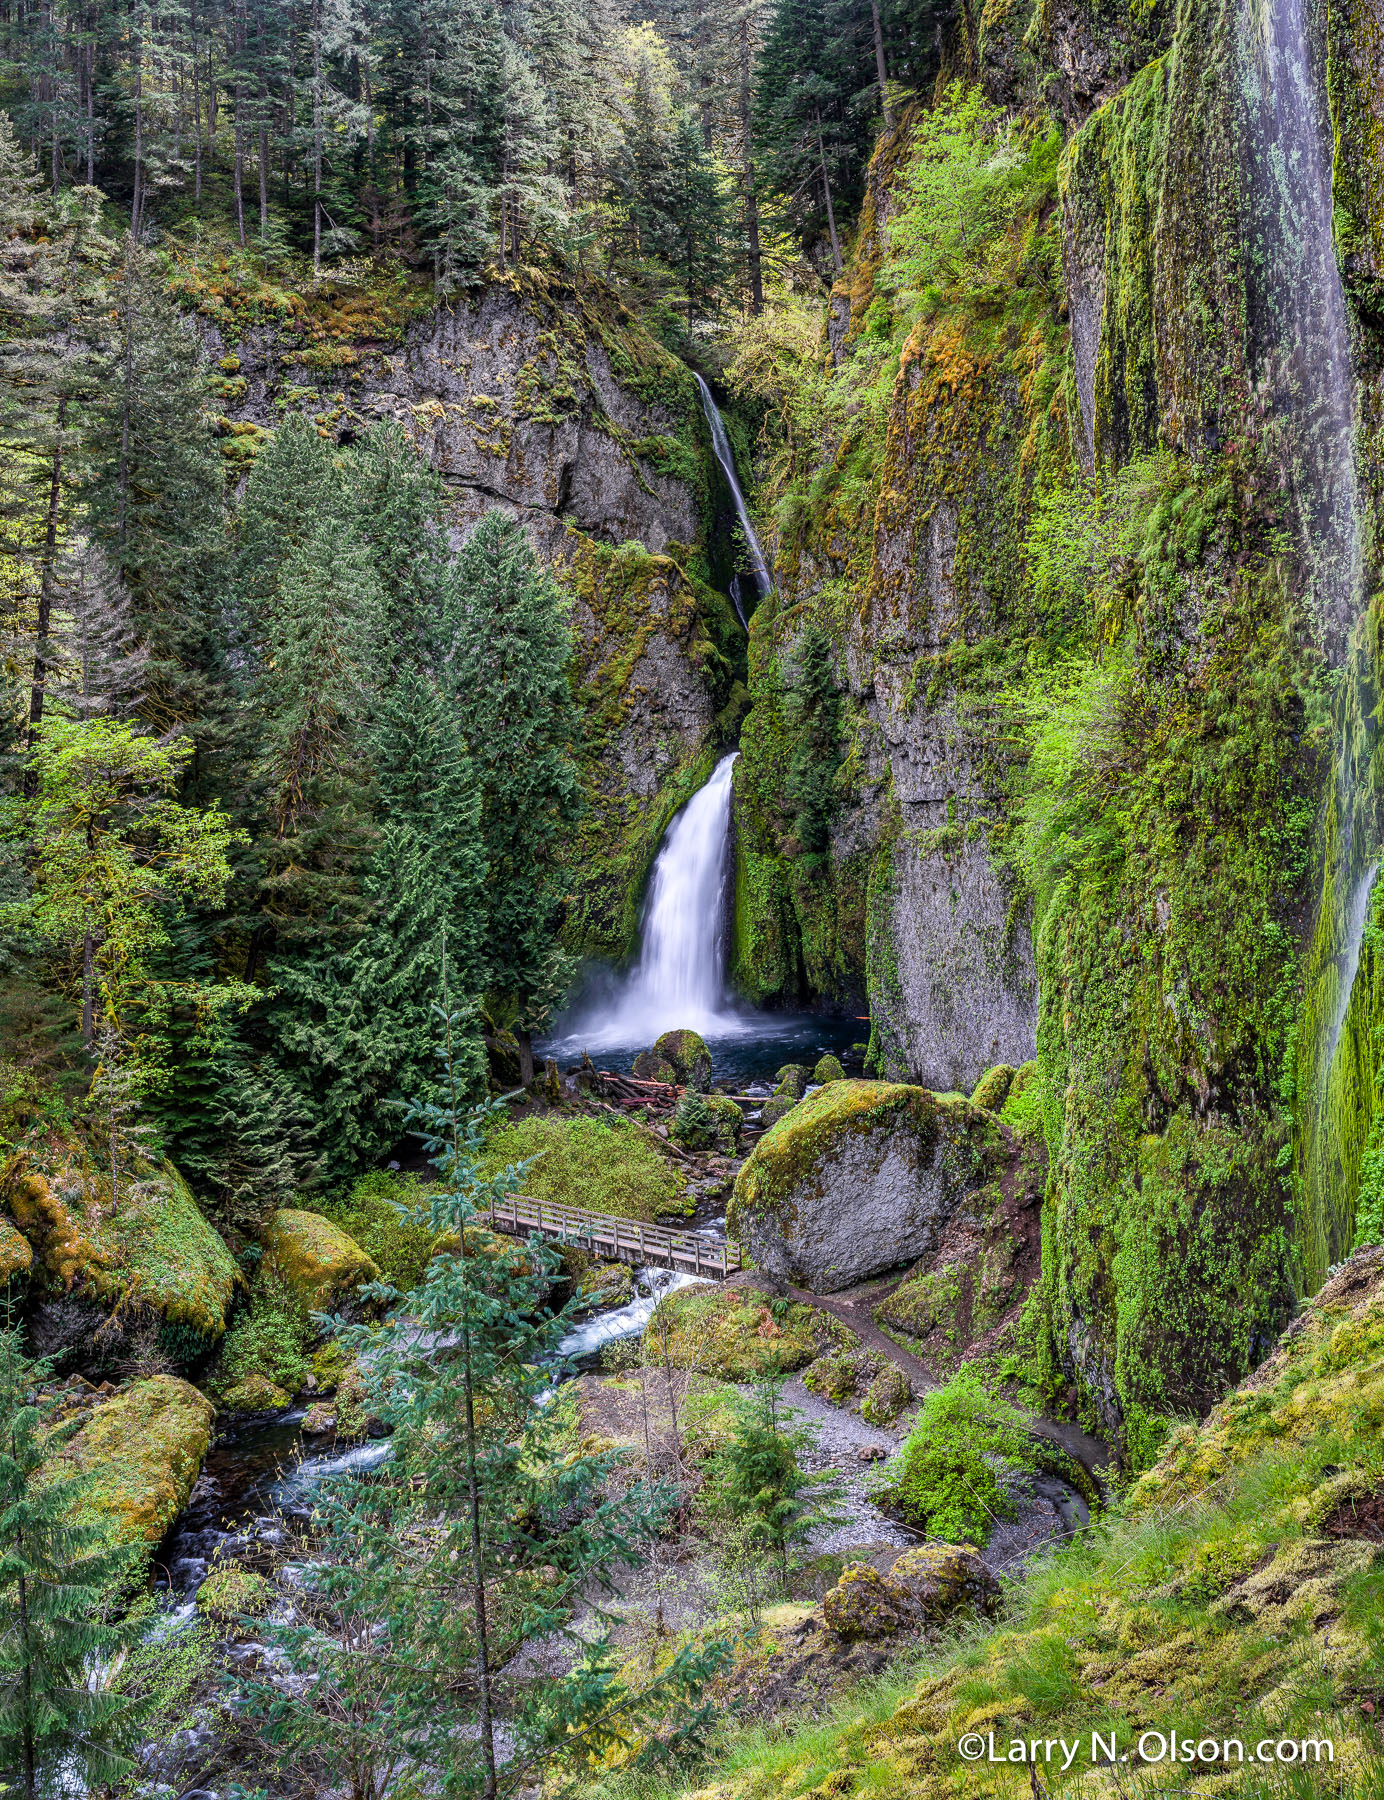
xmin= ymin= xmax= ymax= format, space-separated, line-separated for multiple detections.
xmin=486 ymin=1193 xmax=740 ymax=1278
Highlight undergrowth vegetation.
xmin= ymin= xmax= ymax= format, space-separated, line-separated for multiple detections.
xmin=479 ymin=1113 xmax=688 ymax=1221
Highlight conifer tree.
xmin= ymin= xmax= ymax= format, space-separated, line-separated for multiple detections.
xmin=442 ymin=511 xmax=582 ymax=1082
xmin=269 ymin=667 xmax=489 ymax=1180
xmin=239 ymin=1053 xmax=728 ymax=1800
xmin=0 ymin=1331 xmax=145 ymax=1797
xmin=250 ymin=515 xmax=381 ymax=943
xmin=347 ymin=422 xmax=453 ymax=661
xmin=82 ymin=245 xmax=227 ymax=733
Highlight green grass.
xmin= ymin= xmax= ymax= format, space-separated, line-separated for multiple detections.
xmin=316 ymin=1169 xmax=438 ymax=1291
xmin=479 ymin=1114 xmax=687 ymax=1222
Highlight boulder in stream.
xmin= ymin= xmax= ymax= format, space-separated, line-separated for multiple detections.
xmin=728 ymin=1081 xmax=1001 ymax=1292
xmin=636 ymin=1028 xmax=713 ymax=1091
xmin=55 ymin=1375 xmax=215 ymax=1545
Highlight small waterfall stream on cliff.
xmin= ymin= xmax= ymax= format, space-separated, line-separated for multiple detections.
xmin=1243 ymin=0 xmax=1379 ymax=1256
xmin=696 ymin=374 xmax=773 ymax=627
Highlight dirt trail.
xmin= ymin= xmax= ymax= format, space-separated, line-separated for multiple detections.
xmin=780 ymin=1280 xmax=1113 ymax=1490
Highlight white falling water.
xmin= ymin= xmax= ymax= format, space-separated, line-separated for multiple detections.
xmin=696 ymin=374 xmax=773 ymax=628
xmin=554 ymin=752 xmax=750 ymax=1053
xmin=1244 ymin=0 xmax=1360 ymax=646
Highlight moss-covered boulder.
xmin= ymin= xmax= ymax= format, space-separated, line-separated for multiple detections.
xmin=653 ymin=1029 xmax=713 ymax=1091
xmin=197 ymin=1560 xmax=275 ymax=1631
xmin=728 ymin=1082 xmax=1001 ymax=1292
xmin=822 ymin=1563 xmax=913 ymax=1638
xmin=263 ymin=1209 xmax=379 ymax=1311
xmin=632 ymin=1049 xmax=678 ymax=1084
xmin=6 ymin=1157 xmax=239 ymax=1337
xmin=58 ymin=1376 xmax=214 ymax=1545
xmin=822 ymin=1544 xmax=998 ymax=1639
xmin=704 ymin=1092 xmax=744 ymax=1150
xmin=759 ymin=1093 xmax=798 ymax=1128
xmin=969 ymin=1064 xmax=1016 ymax=1112
xmin=887 ymin=1543 xmax=1000 ymax=1619
xmin=219 ymin=1371 xmax=292 ymax=1413
xmin=0 ymin=1216 xmax=32 ymax=1284
xmin=642 ymin=1281 xmax=823 ymax=1379
xmin=774 ymin=1064 xmax=811 ymax=1099
xmin=576 ymin=1260 xmax=634 ymax=1312
xmin=813 ymin=1055 xmax=847 ymax=1086
xmin=860 ymin=1364 xmax=912 ymax=1425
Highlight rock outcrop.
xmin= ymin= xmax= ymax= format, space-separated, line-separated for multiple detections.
xmin=57 ymin=1376 xmax=215 ymax=1545
xmin=729 ymin=1081 xmax=1002 ymax=1292
xmin=208 ymin=268 xmax=739 ymax=963
xmin=263 ymin=1208 xmax=379 ymax=1311
xmin=4 ymin=1155 xmax=240 ymax=1345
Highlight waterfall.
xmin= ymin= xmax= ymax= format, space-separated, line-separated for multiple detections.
xmin=553 ymin=752 xmax=750 ymax=1053
xmin=696 ymin=375 xmax=773 ymax=628
xmin=1243 ymin=0 xmax=1381 ymax=1267
xmin=1243 ymin=0 xmax=1360 ymax=651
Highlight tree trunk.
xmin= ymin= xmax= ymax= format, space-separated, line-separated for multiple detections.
xmin=815 ymin=108 xmax=842 ymax=276
xmin=25 ymin=396 xmax=66 ymax=772
xmin=870 ymin=0 xmax=894 ymax=130
xmin=312 ymin=0 xmax=323 ymax=273
xmin=518 ymin=1028 xmax=534 ymax=1087
xmin=739 ymin=16 xmax=764 ymax=313
xmin=81 ymin=932 xmax=95 ymax=1047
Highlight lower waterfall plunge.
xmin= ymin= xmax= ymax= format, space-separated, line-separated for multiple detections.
xmin=552 ymin=752 xmax=752 ymax=1053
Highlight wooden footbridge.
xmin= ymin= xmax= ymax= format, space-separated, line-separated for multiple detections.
xmin=485 ymin=1193 xmax=741 ymax=1278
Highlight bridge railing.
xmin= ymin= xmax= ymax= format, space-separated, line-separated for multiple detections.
xmin=486 ymin=1193 xmax=740 ymax=1279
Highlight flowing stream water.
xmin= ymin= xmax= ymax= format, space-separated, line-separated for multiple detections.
xmin=695 ymin=374 xmax=773 ymax=627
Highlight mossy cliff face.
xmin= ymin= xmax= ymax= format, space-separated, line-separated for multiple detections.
xmin=209 ymin=265 xmax=734 ymax=963
xmin=732 ymin=0 xmax=1365 ymax=1445
xmin=728 ymin=1081 xmax=1005 ymax=1291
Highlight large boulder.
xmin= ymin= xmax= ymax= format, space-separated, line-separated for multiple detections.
xmin=56 ymin=1376 xmax=215 ymax=1545
xmin=649 ymin=1029 xmax=713 ymax=1091
xmin=728 ymin=1081 xmax=1000 ymax=1292
xmin=822 ymin=1543 xmax=999 ymax=1639
xmin=263 ymin=1209 xmax=379 ymax=1311
xmin=6 ymin=1156 xmax=239 ymax=1340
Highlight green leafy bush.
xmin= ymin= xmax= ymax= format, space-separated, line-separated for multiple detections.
xmin=889 ymin=1369 xmax=1033 ymax=1546
xmin=479 ymin=1114 xmax=686 ymax=1221
xmin=212 ymin=1271 xmax=313 ymax=1403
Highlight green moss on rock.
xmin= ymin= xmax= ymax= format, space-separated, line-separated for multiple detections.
xmin=729 ymin=1082 xmax=1001 ymax=1292
xmin=59 ymin=1376 xmax=214 ymax=1545
xmin=6 ymin=1156 xmax=239 ymax=1336
xmin=263 ymin=1208 xmax=379 ymax=1310
xmin=813 ymin=1055 xmax=847 ymax=1085
xmin=652 ymin=1029 xmax=713 ymax=1090
xmin=969 ymin=1064 xmax=1015 ymax=1112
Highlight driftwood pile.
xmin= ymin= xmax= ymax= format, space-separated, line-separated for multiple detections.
xmin=591 ymin=1069 xmax=682 ymax=1114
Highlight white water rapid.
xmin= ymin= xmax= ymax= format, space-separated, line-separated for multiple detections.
xmin=552 ymin=751 xmax=751 ymax=1054
xmin=696 ymin=374 xmax=773 ymax=628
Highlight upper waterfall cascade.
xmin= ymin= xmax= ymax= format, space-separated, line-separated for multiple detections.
xmin=696 ymin=374 xmax=773 ymax=628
